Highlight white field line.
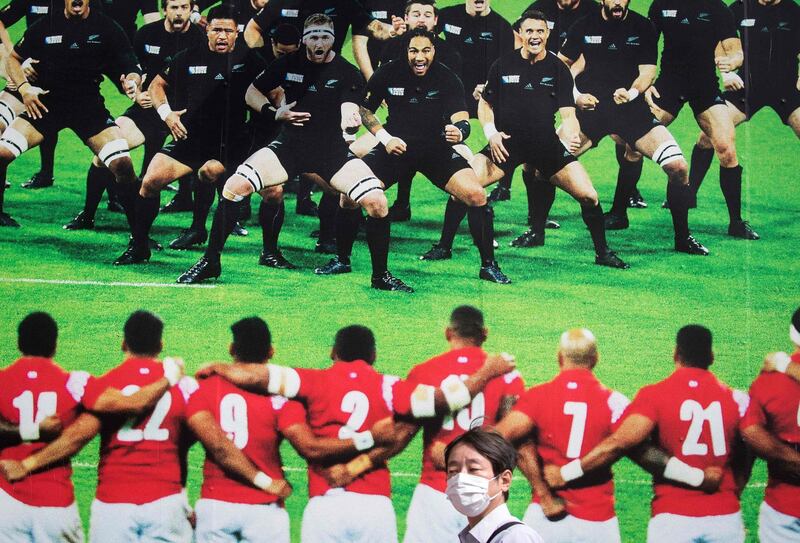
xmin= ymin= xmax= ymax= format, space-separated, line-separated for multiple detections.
xmin=70 ymin=461 xmax=767 ymax=487
xmin=0 ymin=277 xmax=216 ymax=289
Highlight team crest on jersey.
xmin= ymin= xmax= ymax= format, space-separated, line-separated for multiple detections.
xmin=697 ymin=12 xmax=710 ymax=22
xmin=30 ymin=5 xmax=47 ymax=13
xmin=444 ymin=24 xmax=462 ymax=35
xmin=145 ymin=44 xmax=161 ymax=54
xmin=501 ymin=75 xmax=520 ymax=83
xmin=232 ymin=63 xmax=245 ymax=72
xmin=286 ymin=72 xmax=304 ymax=82
xmin=546 ymin=20 xmax=554 ymax=29
xmin=325 ymin=79 xmax=338 ymax=88
xmin=539 ymin=76 xmax=554 ymax=87
xmin=626 ymin=35 xmax=639 ymax=45
xmin=388 ymin=87 xmax=405 ymax=96
xmin=426 ymin=90 xmax=439 ymax=99
xmin=584 ymin=35 xmax=602 ymax=44
xmin=480 ymin=31 xmax=493 ymax=40
xmin=281 ymin=8 xmax=299 ymax=17
xmin=371 ymin=10 xmax=387 ymax=18
xmin=189 ymin=65 xmax=208 ymax=74
xmin=662 ymin=9 xmax=677 ymax=17
xmin=45 ymin=35 xmax=63 ymax=44
xmin=777 ymin=21 xmax=790 ymax=30
xmin=87 ymin=34 xmax=101 ymax=44
xmin=740 ymin=18 xmax=755 ymax=27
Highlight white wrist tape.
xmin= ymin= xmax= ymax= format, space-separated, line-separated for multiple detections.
xmin=410 ymin=384 xmax=437 ymax=418
xmin=157 ymin=104 xmax=172 ymax=121
xmin=773 ymin=352 xmax=791 ymax=374
xmin=663 ymin=457 xmax=704 ymax=487
xmin=572 ymin=85 xmax=581 ymax=101
xmin=482 ymin=122 xmax=498 ymax=140
xmin=560 ymin=459 xmax=584 ymax=482
xmin=19 ymin=422 xmax=40 ymax=441
xmin=790 ymin=324 xmax=800 ymax=347
xmin=627 ymin=88 xmax=639 ymax=100
xmin=352 ymin=431 xmax=375 ymax=451
xmin=253 ymin=471 xmax=273 ymax=490
xmin=189 ymin=10 xmax=201 ymax=23
xmin=375 ymin=128 xmax=394 ymax=146
xmin=266 ymin=364 xmax=301 ymax=398
xmin=441 ymin=375 xmax=471 ymax=412
xmin=163 ymin=357 xmax=184 ymax=386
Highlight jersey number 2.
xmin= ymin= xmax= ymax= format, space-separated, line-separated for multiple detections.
xmin=116 ymin=385 xmax=171 ymax=442
xmin=339 ymin=391 xmax=371 ymax=438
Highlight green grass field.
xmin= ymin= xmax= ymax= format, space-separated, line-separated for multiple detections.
xmin=0 ymin=0 xmax=798 ymax=540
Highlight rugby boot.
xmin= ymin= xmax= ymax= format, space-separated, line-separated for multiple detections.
xmin=594 ymin=250 xmax=629 ymax=269
xmin=487 ymin=185 xmax=510 ymax=203
xmin=479 ymin=261 xmax=511 ymax=284
xmin=675 ymin=235 xmax=709 ymax=256
xmin=114 ymin=245 xmax=151 ymax=265
xmin=21 ymin=172 xmax=53 ymax=189
xmin=509 ymin=229 xmax=544 ymax=248
xmin=63 ymin=211 xmax=95 ymax=230
xmin=628 ymin=188 xmax=647 ymax=208
xmin=371 ymin=271 xmax=414 ymax=292
xmin=603 ymin=212 xmax=629 ymax=230
xmin=419 ymin=244 xmax=452 ymax=261
xmin=259 ymin=250 xmax=297 ymax=269
xmin=314 ymin=257 xmax=351 ymax=275
xmin=0 ymin=212 xmax=20 ymax=227
xmin=169 ymin=228 xmax=207 ymax=250
xmin=387 ymin=203 xmax=411 ymax=222
xmin=728 ymin=220 xmax=759 ymax=240
xmin=177 ymin=257 xmax=221 ymax=283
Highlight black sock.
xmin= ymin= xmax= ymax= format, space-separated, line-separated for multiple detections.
xmin=467 ymin=204 xmax=495 ymax=264
xmin=116 ymin=180 xmax=140 ymax=232
xmin=689 ymin=144 xmax=715 ymax=195
xmin=522 ymin=170 xmax=538 ymax=225
xmin=175 ymin=174 xmax=194 ymax=204
xmin=318 ymin=192 xmax=338 ymax=243
xmin=190 ymin=182 xmax=216 ymax=231
xmin=365 ymin=215 xmax=390 ymax=277
xmin=581 ymin=203 xmax=608 ymax=253
xmin=38 ymin=132 xmax=57 ymax=178
xmin=666 ymin=182 xmax=691 ymax=239
xmin=497 ymin=173 xmax=511 ymax=192
xmin=529 ymin=175 xmax=556 ymax=236
xmin=393 ymin=177 xmax=412 ymax=209
xmin=133 ymin=194 xmax=159 ymax=248
xmin=205 ymin=198 xmax=240 ymax=260
xmin=439 ymin=197 xmax=468 ymax=250
xmin=259 ymin=199 xmax=284 ymax=253
xmin=335 ymin=207 xmax=362 ymax=264
xmin=297 ymin=173 xmax=314 ymax=202
xmin=610 ymin=157 xmax=643 ymax=216
xmin=614 ymin=142 xmax=626 ymax=166
xmin=83 ymin=165 xmax=113 ymax=219
xmin=719 ymin=165 xmax=743 ymax=223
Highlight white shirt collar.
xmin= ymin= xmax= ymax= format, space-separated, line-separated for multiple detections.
xmin=459 ymin=503 xmax=516 ymax=543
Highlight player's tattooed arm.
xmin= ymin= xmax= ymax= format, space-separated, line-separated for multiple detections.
xmin=740 ymin=424 xmax=800 ymax=484
xmin=729 ymin=434 xmax=755 ymax=497
xmin=358 ymin=105 xmax=383 ymax=134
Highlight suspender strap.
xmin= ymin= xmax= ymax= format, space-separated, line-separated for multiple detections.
xmin=487 ymin=521 xmax=524 ymax=543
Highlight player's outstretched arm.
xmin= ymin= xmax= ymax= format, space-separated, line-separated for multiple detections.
xmin=0 ymin=414 xmax=63 ymax=446
xmin=626 ymin=441 xmax=723 ymax=493
xmin=90 ymin=358 xmax=183 ymax=416
xmin=196 ymin=363 xmax=272 ymax=394
xmin=283 ymin=421 xmax=374 ymax=464
xmin=244 ymin=19 xmax=265 ymax=49
xmin=741 ymin=424 xmax=800 ymax=484
xmin=352 ymin=35 xmax=374 ymax=80
xmin=729 ymin=433 xmax=755 ymax=497
xmin=187 ymin=411 xmax=291 ymax=498
xmin=0 ymin=412 xmax=101 ymax=482
xmin=518 ymin=441 xmax=566 ymax=520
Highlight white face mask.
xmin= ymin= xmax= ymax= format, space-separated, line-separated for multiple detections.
xmin=445 ymin=472 xmax=501 ymax=517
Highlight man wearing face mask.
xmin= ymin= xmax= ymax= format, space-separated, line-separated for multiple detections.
xmin=446 ymin=428 xmax=544 ymax=543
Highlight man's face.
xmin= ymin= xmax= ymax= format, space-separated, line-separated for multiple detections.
xmin=556 ymin=0 xmax=581 ymax=10
xmin=165 ymin=0 xmax=191 ymax=29
xmin=519 ymin=18 xmax=549 ymax=56
xmin=601 ymin=0 xmax=629 ymax=20
xmin=207 ymin=19 xmax=238 ymax=53
xmin=64 ymin=0 xmax=88 ymax=17
xmin=271 ymin=40 xmax=299 ymax=58
xmin=252 ymin=0 xmax=268 ymax=9
xmin=407 ymin=35 xmax=434 ymax=76
xmin=303 ymin=25 xmax=335 ymax=63
xmin=758 ymin=0 xmax=780 ymax=5
xmin=446 ymin=443 xmax=505 ymax=500
xmin=405 ymin=3 xmax=437 ymax=31
xmin=466 ymin=0 xmax=490 ymax=15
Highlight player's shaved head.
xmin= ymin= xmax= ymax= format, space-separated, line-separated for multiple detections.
xmin=123 ymin=310 xmax=163 ymax=357
xmin=333 ymin=325 xmax=376 ymax=364
xmin=448 ymin=305 xmax=487 ymax=345
xmin=230 ymin=317 xmax=272 ymax=363
xmin=18 ymin=312 xmax=57 ymax=358
xmin=558 ymin=328 xmax=598 ymax=368
xmin=675 ymin=325 xmax=713 ymax=369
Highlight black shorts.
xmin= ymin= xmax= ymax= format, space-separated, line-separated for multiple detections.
xmin=361 ymin=140 xmax=470 ymax=191
xmin=725 ymin=82 xmax=800 ymax=124
xmin=267 ymin=131 xmax=355 ymax=182
xmin=578 ymin=98 xmax=662 ymax=147
xmin=479 ymin=131 xmax=576 ymax=180
xmin=121 ymin=103 xmax=169 ymax=143
xmin=19 ymin=92 xmax=115 ymax=141
xmin=160 ymin=130 xmax=250 ymax=172
xmin=652 ymin=71 xmax=726 ymax=117
xmin=245 ymin=116 xmax=282 ymax=156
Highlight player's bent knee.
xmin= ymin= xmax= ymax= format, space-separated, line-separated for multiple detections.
xmin=108 ymin=156 xmax=135 ymax=181
xmin=98 ymin=138 xmax=131 ymax=169
xmin=199 ymin=162 xmax=225 ymax=184
xmin=346 ymin=174 xmax=384 ymax=205
xmin=653 ymin=139 xmax=684 ymax=170
xmin=360 ymin=190 xmax=388 ymax=218
xmin=462 ymin=188 xmax=487 ymax=207
xmin=663 ymin=159 xmax=689 ymax=182
xmin=259 ymin=185 xmax=283 ymax=203
xmin=222 ymin=177 xmax=253 ymax=202
xmin=233 ymin=162 xmax=269 ymax=193
xmin=0 ymin=127 xmax=29 ymax=159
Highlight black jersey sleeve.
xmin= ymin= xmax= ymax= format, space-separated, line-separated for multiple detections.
xmin=252 ymin=54 xmax=286 ymax=95
xmin=442 ymin=69 xmax=467 ymax=117
xmin=132 ymin=25 xmax=147 ymax=68
xmin=363 ymin=63 xmax=388 ymax=111
xmin=348 ymin=0 xmax=376 ymax=36
xmin=499 ymin=18 xmax=515 ymax=55
xmin=253 ymin=1 xmax=280 ymax=32
xmin=728 ymin=0 xmax=743 ymax=27
xmin=555 ymin=56 xmax=575 ymax=109
xmin=139 ymin=0 xmax=157 ymax=15
xmin=647 ymin=0 xmax=663 ymax=37
xmin=559 ymin=18 xmax=584 ymax=61
xmin=13 ymin=17 xmax=43 ymax=60
xmin=638 ymin=18 xmax=658 ymax=66
xmin=482 ymin=57 xmax=500 ymax=107
xmin=160 ymin=48 xmax=186 ymax=87
xmin=342 ymin=64 xmax=367 ymax=104
xmin=712 ymin=0 xmax=738 ymax=42
xmin=0 ymin=0 xmax=26 ymax=27
xmin=108 ymin=19 xmax=142 ymax=76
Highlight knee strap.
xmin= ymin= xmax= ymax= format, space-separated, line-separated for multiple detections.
xmin=98 ymin=138 xmax=131 ymax=167
xmin=347 ymin=175 xmax=383 ymax=203
xmin=0 ymin=101 xmax=17 ymax=128
xmin=235 ymin=162 xmax=264 ymax=193
xmin=0 ymin=127 xmax=28 ymax=157
xmin=653 ymin=139 xmax=683 ymax=168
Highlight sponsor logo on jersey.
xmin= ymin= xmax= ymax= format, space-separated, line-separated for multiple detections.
xmin=501 ymin=75 xmax=520 ymax=83
xmin=546 ymin=20 xmax=555 ymax=29
xmin=626 ymin=35 xmax=639 ymax=44
xmin=388 ymin=87 xmax=404 ymax=95
xmin=286 ymin=72 xmax=303 ymax=82
xmin=584 ymin=35 xmax=602 ymax=44
xmin=608 ymin=43 xmax=617 ymax=50
xmin=69 ymin=42 xmax=79 ymax=49
xmin=444 ymin=24 xmax=462 ymax=35
xmin=680 ymin=17 xmax=690 ymax=24
xmin=30 ymin=5 xmax=48 ymax=13
xmin=524 ymin=83 xmax=534 ymax=90
xmin=238 ymin=23 xmax=245 ymax=32
xmin=325 ymin=79 xmax=338 ymax=88
xmin=324 ymin=7 xmax=335 ymax=14
xmin=189 ymin=65 xmax=208 ymax=74
xmin=479 ymin=31 xmax=493 ymax=40
xmin=539 ymin=76 xmax=554 ymax=87
xmin=88 ymin=34 xmax=100 ymax=41
xmin=662 ymin=9 xmax=677 ymax=17
xmin=371 ymin=10 xmax=387 ymax=19
xmin=409 ymin=97 xmax=419 ymax=104
xmin=740 ymin=18 xmax=755 ymax=27
xmin=281 ymin=8 xmax=299 ymax=17
xmin=45 ymin=35 xmax=63 ymax=44
xmin=697 ymin=12 xmax=710 ymax=22
xmin=464 ymin=36 xmax=474 ymax=44
xmin=308 ymin=84 xmax=317 ymax=91
xmin=214 ymin=73 xmax=224 ymax=80
xmin=145 ymin=44 xmax=161 ymax=54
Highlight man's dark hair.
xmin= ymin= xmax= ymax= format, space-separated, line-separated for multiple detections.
xmin=270 ymin=23 xmax=301 ymax=45
xmin=405 ymin=0 xmax=438 ymax=16
xmin=449 ymin=305 xmax=486 ymax=344
xmin=403 ymin=27 xmax=436 ymax=52
xmin=444 ymin=428 xmax=517 ymax=500
xmin=18 ymin=312 xmax=57 ymax=358
xmin=792 ymin=307 xmax=800 ymax=334
xmin=333 ymin=325 xmax=376 ymax=364
xmin=231 ymin=317 xmax=272 ymax=363
xmin=207 ymin=3 xmax=237 ymax=23
xmin=676 ymin=325 xmax=713 ymax=369
xmin=124 ymin=310 xmax=164 ymax=356
xmin=516 ymin=9 xmax=549 ymax=28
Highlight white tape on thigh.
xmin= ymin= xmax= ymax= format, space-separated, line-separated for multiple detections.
xmin=0 ymin=101 xmax=16 ymax=127
xmin=98 ymin=138 xmax=130 ymax=167
xmin=0 ymin=127 xmax=28 ymax=157
xmin=347 ymin=175 xmax=383 ymax=203
xmin=653 ymin=139 xmax=683 ymax=168
xmin=410 ymin=384 xmax=436 ymax=418
xmin=235 ymin=162 xmax=265 ymax=193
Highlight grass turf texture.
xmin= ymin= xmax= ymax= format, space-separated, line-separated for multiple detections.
xmin=0 ymin=0 xmax=798 ymax=540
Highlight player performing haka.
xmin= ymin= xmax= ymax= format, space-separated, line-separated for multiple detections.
xmin=178 ymin=13 xmax=412 ymax=292
xmin=557 ymin=0 xmax=708 ymax=255
xmin=646 ymin=0 xmax=758 ymax=240
xmin=0 ymin=0 xmax=141 ymax=228
xmin=428 ymin=11 xmax=629 ymax=270
xmin=317 ymin=28 xmax=509 ymax=285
